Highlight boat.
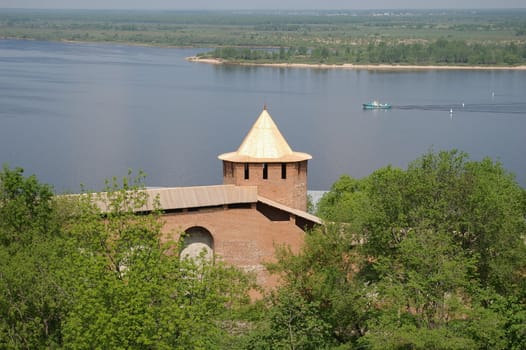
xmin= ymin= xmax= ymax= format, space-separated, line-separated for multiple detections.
xmin=362 ymin=100 xmax=391 ymax=110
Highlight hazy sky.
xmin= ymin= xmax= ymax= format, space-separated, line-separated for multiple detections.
xmin=1 ymin=0 xmax=525 ymax=10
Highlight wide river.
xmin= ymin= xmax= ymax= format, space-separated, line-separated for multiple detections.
xmin=1 ymin=39 xmax=526 ymax=192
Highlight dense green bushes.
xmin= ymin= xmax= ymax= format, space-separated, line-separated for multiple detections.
xmin=1 ymin=149 xmax=525 ymax=349
xmin=202 ymin=40 xmax=526 ymax=65
xmin=0 ymin=167 xmax=252 ymax=349
xmin=267 ymin=150 xmax=526 ymax=349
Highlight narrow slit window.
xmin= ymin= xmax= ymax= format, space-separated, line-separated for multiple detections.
xmin=281 ymin=163 xmax=287 ymax=179
xmin=263 ymin=163 xmax=268 ymax=179
xmin=244 ymin=163 xmax=249 ymax=180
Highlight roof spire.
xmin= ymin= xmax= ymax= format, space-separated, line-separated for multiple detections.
xmin=218 ymin=109 xmax=312 ymax=163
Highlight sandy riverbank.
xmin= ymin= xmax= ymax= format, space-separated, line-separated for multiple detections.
xmin=186 ymin=56 xmax=526 ymax=71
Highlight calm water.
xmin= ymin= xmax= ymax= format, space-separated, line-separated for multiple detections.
xmin=1 ymin=39 xmax=526 ymax=192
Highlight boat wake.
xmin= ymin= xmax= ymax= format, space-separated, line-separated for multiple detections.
xmin=392 ymin=102 xmax=526 ymax=115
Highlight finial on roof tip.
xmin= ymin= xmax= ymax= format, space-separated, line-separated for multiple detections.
xmin=263 ymin=103 xmax=267 ymax=110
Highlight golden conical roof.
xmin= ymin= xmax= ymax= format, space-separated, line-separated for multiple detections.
xmin=218 ymin=108 xmax=312 ymax=163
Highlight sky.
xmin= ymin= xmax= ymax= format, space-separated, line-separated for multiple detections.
xmin=1 ymin=0 xmax=525 ymax=10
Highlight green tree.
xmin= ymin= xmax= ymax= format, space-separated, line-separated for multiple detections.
xmin=359 ymin=228 xmax=495 ymax=349
xmin=0 ymin=165 xmax=56 ymax=248
xmin=0 ymin=168 xmax=254 ymax=349
xmin=0 ymin=166 xmax=68 ymax=349
xmin=246 ymin=285 xmax=333 ymax=350
xmin=359 ymin=150 xmax=526 ymax=348
xmin=363 ymin=150 xmax=526 ymax=293
xmin=268 ymin=150 xmax=526 ymax=349
xmin=246 ymin=224 xmax=373 ymax=349
xmin=60 ymin=172 xmax=253 ymax=349
xmin=316 ymin=174 xmax=370 ymax=227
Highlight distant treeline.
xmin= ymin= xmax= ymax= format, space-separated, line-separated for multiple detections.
xmin=2 ymin=9 xmax=526 ymax=66
xmin=201 ymin=39 xmax=526 ymax=66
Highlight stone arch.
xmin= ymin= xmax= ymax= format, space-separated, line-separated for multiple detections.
xmin=180 ymin=226 xmax=214 ymax=263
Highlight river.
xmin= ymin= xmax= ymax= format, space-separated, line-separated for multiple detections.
xmin=1 ymin=39 xmax=525 ymax=192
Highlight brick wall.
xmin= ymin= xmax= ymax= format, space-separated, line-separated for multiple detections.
xmin=161 ymin=205 xmax=305 ymax=289
xmin=222 ymin=160 xmax=308 ymax=211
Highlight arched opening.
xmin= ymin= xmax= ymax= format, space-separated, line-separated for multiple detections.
xmin=180 ymin=226 xmax=214 ymax=263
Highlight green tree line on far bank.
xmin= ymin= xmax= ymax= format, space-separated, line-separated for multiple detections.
xmin=1 ymin=149 xmax=525 ymax=349
xmin=200 ymin=39 xmax=526 ymax=66
xmin=2 ymin=9 xmax=526 ymax=67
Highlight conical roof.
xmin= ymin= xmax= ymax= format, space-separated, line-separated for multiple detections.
xmin=218 ymin=108 xmax=312 ymax=163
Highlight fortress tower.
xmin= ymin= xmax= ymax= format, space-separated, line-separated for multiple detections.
xmin=218 ymin=107 xmax=312 ymax=211
xmin=86 ymin=106 xmax=319 ymax=291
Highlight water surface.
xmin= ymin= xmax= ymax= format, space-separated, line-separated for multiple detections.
xmin=1 ymin=40 xmax=525 ymax=192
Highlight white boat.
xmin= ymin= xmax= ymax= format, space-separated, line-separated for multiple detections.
xmin=363 ymin=100 xmax=391 ymax=109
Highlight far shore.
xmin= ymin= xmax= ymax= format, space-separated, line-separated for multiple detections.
xmin=186 ymin=56 xmax=526 ymax=71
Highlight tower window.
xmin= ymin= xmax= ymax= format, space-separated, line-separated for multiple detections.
xmin=224 ymin=162 xmax=234 ymax=177
xmin=244 ymin=163 xmax=249 ymax=180
xmin=281 ymin=163 xmax=287 ymax=179
xmin=263 ymin=163 xmax=268 ymax=179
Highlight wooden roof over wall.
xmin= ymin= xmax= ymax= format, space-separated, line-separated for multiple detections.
xmin=93 ymin=184 xmax=321 ymax=226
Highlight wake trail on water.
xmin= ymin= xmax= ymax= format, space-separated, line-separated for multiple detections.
xmin=392 ymin=103 xmax=526 ymax=115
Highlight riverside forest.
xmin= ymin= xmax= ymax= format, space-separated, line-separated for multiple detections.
xmin=1 ymin=149 xmax=525 ymax=349
xmin=1 ymin=9 xmax=526 ymax=66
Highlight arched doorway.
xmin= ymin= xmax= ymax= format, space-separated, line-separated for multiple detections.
xmin=180 ymin=226 xmax=214 ymax=263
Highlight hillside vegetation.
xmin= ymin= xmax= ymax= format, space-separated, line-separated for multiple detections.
xmin=266 ymin=150 xmax=526 ymax=349
xmin=1 ymin=149 xmax=525 ymax=349
xmin=1 ymin=9 xmax=526 ymax=65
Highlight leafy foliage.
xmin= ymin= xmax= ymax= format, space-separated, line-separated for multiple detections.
xmin=0 ymin=167 xmax=252 ymax=349
xmin=245 ymin=285 xmax=334 ymax=350
xmin=0 ymin=165 xmax=56 ymax=248
xmin=0 ymin=166 xmax=66 ymax=348
xmin=1 ymin=148 xmax=525 ymax=349
xmin=261 ymin=150 xmax=526 ymax=349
